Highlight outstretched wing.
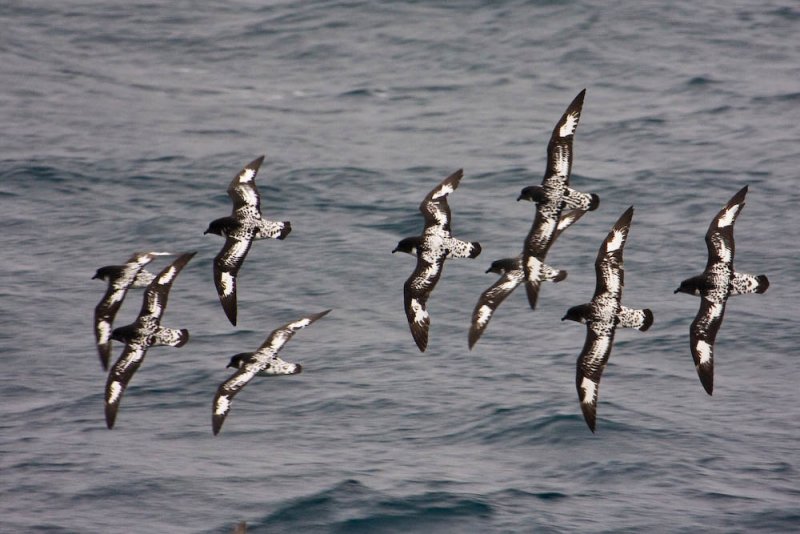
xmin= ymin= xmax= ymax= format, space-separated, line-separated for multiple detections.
xmin=468 ymin=264 xmax=523 ymax=349
xmin=139 ymin=252 xmax=196 ymax=321
xmin=545 ymin=89 xmax=585 ymax=184
xmin=554 ymin=209 xmax=585 ymax=239
xmin=212 ymin=362 xmax=260 ymax=436
xmin=254 ymin=310 xmax=332 ymax=361
xmin=403 ymin=254 xmax=445 ymax=352
xmin=594 ymin=207 xmax=633 ymax=299
xmin=227 ymin=155 xmax=265 ymax=216
xmin=705 ymin=185 xmax=746 ymax=270
xmin=419 ymin=169 xmax=462 ymax=232
xmin=95 ymin=285 xmax=127 ymax=370
xmin=689 ymin=296 xmax=727 ymax=395
xmin=105 ymin=343 xmax=148 ymax=429
xmin=212 ymin=237 xmax=252 ymax=326
xmin=575 ymin=321 xmax=616 ymax=433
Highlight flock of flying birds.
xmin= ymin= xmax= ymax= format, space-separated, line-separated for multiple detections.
xmin=92 ymin=89 xmax=769 ymax=434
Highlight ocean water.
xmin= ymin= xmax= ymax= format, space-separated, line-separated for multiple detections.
xmin=2 ymin=0 xmax=799 ymax=532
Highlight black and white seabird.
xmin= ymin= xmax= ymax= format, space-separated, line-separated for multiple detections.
xmin=562 ymin=207 xmax=653 ymax=433
xmin=212 ymin=309 xmax=331 ymax=435
xmin=93 ymin=251 xmax=172 ymax=370
xmin=468 ymin=209 xmax=585 ymax=349
xmin=522 ymin=89 xmax=600 ymax=310
xmin=393 ymin=169 xmax=481 ymax=352
xmin=205 ymin=156 xmax=291 ymax=326
xmin=104 ymin=252 xmax=196 ymax=429
xmin=675 ymin=186 xmax=769 ymax=395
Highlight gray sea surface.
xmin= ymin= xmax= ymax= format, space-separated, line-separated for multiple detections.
xmin=2 ymin=1 xmax=799 ymax=532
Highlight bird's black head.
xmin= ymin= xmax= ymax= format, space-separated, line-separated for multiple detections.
xmin=486 ymin=257 xmax=517 ymax=274
xmin=674 ymin=276 xmax=703 ymax=296
xmin=517 ymin=185 xmax=545 ymax=203
xmin=562 ymin=303 xmax=591 ymax=324
xmin=392 ymin=236 xmax=422 ymax=256
xmin=227 ymin=352 xmax=254 ymax=369
xmin=110 ymin=324 xmax=137 ymax=343
xmin=93 ymin=265 xmax=120 ymax=281
xmin=204 ymin=217 xmax=238 ymax=237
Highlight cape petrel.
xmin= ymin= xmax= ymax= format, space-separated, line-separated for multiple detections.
xmin=468 ymin=209 xmax=585 ymax=349
xmin=562 ymin=207 xmax=653 ymax=432
xmin=205 ymin=156 xmax=291 ymax=326
xmin=522 ymin=89 xmax=600 ymax=309
xmin=104 ymin=252 xmax=196 ymax=429
xmin=93 ymin=251 xmax=173 ymax=370
xmin=393 ymin=169 xmax=481 ymax=352
xmin=212 ymin=309 xmax=331 ymax=435
xmin=675 ymin=186 xmax=769 ymax=395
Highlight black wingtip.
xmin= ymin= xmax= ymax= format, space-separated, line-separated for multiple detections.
xmin=697 ymin=362 xmax=714 ymax=396
xmin=580 ymin=404 xmax=596 ymax=433
xmin=222 ymin=302 xmax=237 ymax=326
xmin=468 ymin=327 xmax=480 ymax=350
xmin=105 ymin=406 xmax=117 ymax=430
xmin=570 ymin=88 xmax=587 ymax=110
xmin=524 ymin=281 xmax=540 ymax=310
xmin=588 ymin=193 xmax=600 ymax=211
xmin=248 ymin=155 xmax=266 ymax=170
xmin=97 ymin=344 xmax=111 ymax=371
xmin=411 ymin=327 xmax=428 ymax=352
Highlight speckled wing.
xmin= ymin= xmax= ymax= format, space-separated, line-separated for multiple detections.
xmin=593 ymin=207 xmax=633 ymax=299
xmin=575 ymin=321 xmax=616 ymax=433
xmin=253 ymin=310 xmax=331 ymax=361
xmin=139 ymin=252 xmax=196 ymax=321
xmin=522 ymin=210 xmax=559 ymax=309
xmin=212 ymin=237 xmax=252 ymax=326
xmin=705 ymin=186 xmax=746 ymax=270
xmin=555 ymin=209 xmax=585 ymax=239
xmin=468 ymin=261 xmax=523 ymax=349
xmin=105 ymin=343 xmax=147 ymax=429
xmin=212 ymin=310 xmax=331 ymax=435
xmin=419 ymin=169 xmax=462 ymax=232
xmin=690 ymin=296 xmax=726 ymax=396
xmin=403 ymin=254 xmax=445 ymax=352
xmin=545 ymin=89 xmax=585 ymax=184
xmin=227 ymin=155 xmax=265 ymax=217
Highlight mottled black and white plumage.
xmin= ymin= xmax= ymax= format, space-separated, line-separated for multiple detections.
xmin=674 ymin=186 xmax=769 ymax=396
xmin=205 ymin=156 xmax=291 ymax=326
xmin=93 ymin=251 xmax=172 ymax=370
xmin=104 ymin=252 xmax=195 ymax=429
xmin=468 ymin=209 xmax=585 ymax=349
xmin=392 ymin=169 xmax=482 ymax=352
xmin=562 ymin=207 xmax=653 ymax=433
xmin=212 ymin=309 xmax=331 ymax=435
xmin=522 ymin=89 xmax=600 ymax=310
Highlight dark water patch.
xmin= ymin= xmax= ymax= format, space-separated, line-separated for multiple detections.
xmin=257 ymin=479 xmax=493 ymax=534
xmin=751 ymin=91 xmax=800 ymax=105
